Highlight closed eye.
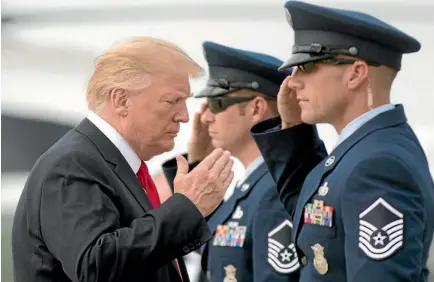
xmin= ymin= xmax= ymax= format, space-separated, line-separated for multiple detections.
xmin=166 ymin=97 xmax=181 ymax=104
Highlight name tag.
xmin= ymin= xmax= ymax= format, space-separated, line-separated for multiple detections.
xmin=304 ymin=200 xmax=334 ymax=227
xmin=213 ymin=225 xmax=247 ymax=247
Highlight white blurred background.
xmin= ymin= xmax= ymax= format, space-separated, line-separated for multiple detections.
xmin=2 ymin=0 xmax=434 ymax=280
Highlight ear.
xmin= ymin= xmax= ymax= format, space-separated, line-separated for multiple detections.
xmin=109 ymin=88 xmax=129 ymax=117
xmin=347 ymin=61 xmax=369 ymax=90
xmin=250 ymin=97 xmax=267 ymax=124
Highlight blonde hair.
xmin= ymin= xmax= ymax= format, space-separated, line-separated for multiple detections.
xmin=86 ymin=37 xmax=204 ymax=110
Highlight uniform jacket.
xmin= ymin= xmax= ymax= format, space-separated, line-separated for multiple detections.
xmin=163 ymin=146 xmax=325 ymax=281
xmin=202 ymin=161 xmax=300 ymax=282
xmin=251 ymin=105 xmax=434 ymax=282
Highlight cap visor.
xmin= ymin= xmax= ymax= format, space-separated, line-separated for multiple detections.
xmin=278 ymin=53 xmax=334 ymax=71
xmin=195 ymin=86 xmax=230 ymax=98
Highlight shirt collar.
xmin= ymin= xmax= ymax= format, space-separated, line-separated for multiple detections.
xmin=87 ymin=111 xmax=142 ymax=174
xmin=236 ymin=155 xmax=264 ymax=187
xmin=335 ymin=104 xmax=395 ymax=148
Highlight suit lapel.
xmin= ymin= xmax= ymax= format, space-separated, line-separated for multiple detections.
xmin=113 ymin=162 xmax=154 ymax=212
xmin=76 ymin=118 xmax=189 ymax=279
xmin=75 ymin=118 xmax=153 ymax=212
xmin=293 ymin=105 xmax=408 ymax=241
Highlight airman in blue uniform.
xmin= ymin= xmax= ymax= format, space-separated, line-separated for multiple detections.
xmin=251 ymin=1 xmax=434 ymax=281
xmin=162 ymin=41 xmax=323 ymax=281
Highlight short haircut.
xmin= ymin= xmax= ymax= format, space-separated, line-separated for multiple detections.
xmin=86 ymin=37 xmax=204 ymax=110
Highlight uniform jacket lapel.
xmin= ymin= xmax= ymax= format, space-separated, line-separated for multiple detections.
xmin=206 ymin=162 xmax=269 ymax=235
xmin=201 ymin=162 xmax=269 ymax=272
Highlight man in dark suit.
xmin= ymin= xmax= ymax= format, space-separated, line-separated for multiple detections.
xmin=250 ymin=1 xmax=434 ymax=281
xmin=12 ymin=37 xmax=234 ymax=282
xmin=162 ymin=41 xmax=324 ymax=281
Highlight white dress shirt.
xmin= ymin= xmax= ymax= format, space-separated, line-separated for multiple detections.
xmin=87 ymin=111 xmax=142 ymax=174
xmin=236 ymin=155 xmax=264 ymax=188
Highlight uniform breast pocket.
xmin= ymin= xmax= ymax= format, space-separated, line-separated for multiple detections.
xmin=303 ymin=198 xmax=338 ymax=239
xmin=302 ymin=223 xmax=337 ymax=239
xmin=208 ymin=225 xmax=249 ymax=280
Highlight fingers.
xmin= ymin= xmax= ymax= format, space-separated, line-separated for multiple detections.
xmin=285 ymin=70 xmax=303 ymax=92
xmin=175 ymin=155 xmax=189 ymax=178
xmin=219 ymin=157 xmax=234 ymax=182
xmin=192 ymin=112 xmax=201 ymax=133
xmin=200 ymin=102 xmax=208 ymax=114
xmin=193 ymin=102 xmax=209 ymax=131
xmin=278 ymin=76 xmax=299 ymax=102
xmin=209 ymin=151 xmax=232 ymax=183
xmin=200 ymin=148 xmax=224 ymax=170
xmin=208 ymin=150 xmax=231 ymax=175
xmin=222 ymin=171 xmax=235 ymax=190
xmin=279 ymin=75 xmax=292 ymax=93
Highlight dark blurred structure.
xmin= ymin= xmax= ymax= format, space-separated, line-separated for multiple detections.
xmin=1 ymin=114 xmax=76 ymax=281
xmin=1 ymin=114 xmax=75 ymax=173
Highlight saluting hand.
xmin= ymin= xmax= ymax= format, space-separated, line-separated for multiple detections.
xmin=187 ymin=102 xmax=214 ymax=163
xmin=173 ymin=148 xmax=234 ymax=217
xmin=277 ymin=70 xmax=303 ymax=128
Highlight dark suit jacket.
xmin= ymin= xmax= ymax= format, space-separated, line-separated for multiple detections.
xmin=12 ymin=118 xmax=212 ymax=282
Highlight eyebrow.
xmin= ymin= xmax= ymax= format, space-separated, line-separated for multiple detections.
xmin=163 ymin=91 xmax=191 ymax=100
xmin=178 ymin=92 xmax=192 ymax=100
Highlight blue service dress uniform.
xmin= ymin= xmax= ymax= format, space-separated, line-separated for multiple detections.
xmin=163 ymin=132 xmax=326 ymax=281
xmin=252 ymin=1 xmax=434 ymax=282
xmin=253 ymin=106 xmax=434 ymax=282
xmin=250 ymin=2 xmax=434 ymax=281
xmin=202 ymin=158 xmax=301 ymax=281
xmin=162 ymin=156 xmax=311 ymax=282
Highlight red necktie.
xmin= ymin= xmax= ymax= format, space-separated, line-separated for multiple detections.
xmin=136 ymin=162 xmax=161 ymax=208
xmin=136 ymin=161 xmax=183 ymax=280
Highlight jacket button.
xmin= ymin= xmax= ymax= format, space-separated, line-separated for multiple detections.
xmin=189 ymin=243 xmax=195 ymax=251
xmin=183 ymin=246 xmax=189 ymax=253
xmin=301 ymin=256 xmax=307 ymax=265
xmin=194 ymin=239 xmax=201 ymax=246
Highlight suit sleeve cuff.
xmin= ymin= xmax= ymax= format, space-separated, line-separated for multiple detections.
xmin=160 ymin=193 xmax=212 ymax=255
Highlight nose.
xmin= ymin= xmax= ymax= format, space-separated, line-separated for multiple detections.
xmin=201 ymin=107 xmax=215 ymax=124
xmin=174 ymin=101 xmax=190 ymax=123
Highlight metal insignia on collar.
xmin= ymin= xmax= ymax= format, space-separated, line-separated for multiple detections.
xmin=232 ymin=206 xmax=244 ymax=220
xmin=325 ymin=156 xmax=335 ymax=167
xmin=318 ymin=182 xmax=329 ymax=196
xmin=285 ymin=8 xmax=293 ymax=27
xmin=359 ymin=197 xmax=404 ymax=260
xmin=240 ymin=183 xmax=250 ymax=192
